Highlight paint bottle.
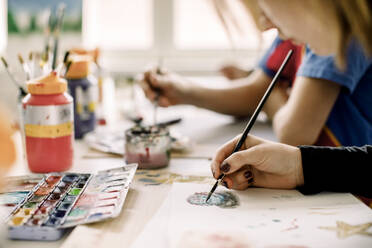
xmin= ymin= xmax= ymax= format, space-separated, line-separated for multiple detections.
xmin=125 ymin=125 xmax=171 ymax=169
xmin=23 ymin=72 xmax=74 ymax=173
xmin=70 ymin=48 xmax=106 ymax=125
xmin=65 ymin=55 xmax=97 ymax=139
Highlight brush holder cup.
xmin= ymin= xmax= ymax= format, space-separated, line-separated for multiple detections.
xmin=125 ymin=126 xmax=171 ymax=169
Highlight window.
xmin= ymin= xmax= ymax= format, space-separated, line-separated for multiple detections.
xmin=0 ymin=0 xmax=6 ymax=53
xmin=83 ymin=0 xmax=153 ymax=50
xmin=174 ymin=0 xmax=258 ymax=50
xmin=1 ymin=0 xmax=277 ymax=73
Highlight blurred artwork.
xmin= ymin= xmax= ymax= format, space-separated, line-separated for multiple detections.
xmin=7 ymin=0 xmax=82 ymax=35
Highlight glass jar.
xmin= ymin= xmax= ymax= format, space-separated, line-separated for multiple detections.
xmin=125 ymin=126 xmax=171 ymax=169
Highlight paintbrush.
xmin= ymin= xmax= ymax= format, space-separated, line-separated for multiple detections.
xmin=45 ymin=9 xmax=52 ymax=49
xmin=17 ymin=53 xmax=31 ymax=80
xmin=64 ymin=60 xmax=72 ymax=77
xmin=41 ymin=46 xmax=50 ymax=73
xmin=1 ymin=57 xmax=27 ymax=96
xmin=152 ymin=58 xmax=164 ymax=125
xmin=205 ymin=50 xmax=293 ymax=202
xmin=28 ymin=52 xmax=34 ymax=79
xmin=42 ymin=9 xmax=53 ymax=70
xmin=51 ymin=4 xmax=65 ymax=70
xmin=58 ymin=50 xmax=70 ymax=75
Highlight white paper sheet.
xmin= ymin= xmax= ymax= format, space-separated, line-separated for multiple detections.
xmin=167 ymin=183 xmax=372 ymax=248
xmin=130 ymin=194 xmax=171 ymax=248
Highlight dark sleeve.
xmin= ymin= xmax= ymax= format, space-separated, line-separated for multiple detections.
xmin=297 ymin=145 xmax=372 ymax=198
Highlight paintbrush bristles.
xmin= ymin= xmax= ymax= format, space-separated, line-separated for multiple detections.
xmin=64 ymin=60 xmax=72 ymax=77
xmin=1 ymin=56 xmax=8 ymax=67
xmin=18 ymin=54 xmax=25 ymax=64
xmin=63 ymin=51 xmax=70 ymax=64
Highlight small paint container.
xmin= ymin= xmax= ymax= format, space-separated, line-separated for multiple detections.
xmin=10 ymin=216 xmax=26 ymax=226
xmin=68 ymin=188 xmax=82 ymax=196
xmin=125 ymin=126 xmax=171 ymax=169
xmin=29 ymin=195 xmax=46 ymax=203
xmin=34 ymin=187 xmax=53 ymax=196
xmin=62 ymin=174 xmax=80 ymax=183
xmin=46 ymin=176 xmax=61 ymax=186
xmin=63 ymin=195 xmax=76 ymax=203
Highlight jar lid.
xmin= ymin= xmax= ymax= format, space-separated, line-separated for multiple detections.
xmin=65 ymin=55 xmax=92 ymax=79
xmin=27 ymin=71 xmax=67 ymax=95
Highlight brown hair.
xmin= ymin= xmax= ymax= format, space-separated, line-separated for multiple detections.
xmin=212 ymin=0 xmax=263 ymax=49
xmin=312 ymin=0 xmax=372 ymax=67
xmin=216 ymin=0 xmax=372 ymax=67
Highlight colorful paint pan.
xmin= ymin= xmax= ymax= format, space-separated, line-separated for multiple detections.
xmin=62 ymin=174 xmax=80 ymax=183
xmin=63 ymin=195 xmax=76 ymax=203
xmin=4 ymin=164 xmax=137 ymax=241
xmin=46 ymin=176 xmax=61 ymax=186
xmin=34 ymin=187 xmax=53 ymax=196
xmin=68 ymin=188 xmax=82 ymax=196
xmin=58 ymin=202 xmax=72 ymax=211
xmin=23 ymin=202 xmax=38 ymax=209
xmin=29 ymin=195 xmax=46 ymax=203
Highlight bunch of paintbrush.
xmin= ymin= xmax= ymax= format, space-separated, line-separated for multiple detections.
xmin=1 ymin=56 xmax=27 ymax=96
xmin=1 ymin=3 xmax=71 ymax=97
xmin=42 ymin=4 xmax=66 ymax=72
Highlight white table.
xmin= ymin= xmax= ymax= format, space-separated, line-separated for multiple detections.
xmin=5 ymin=102 xmax=275 ymax=248
xmin=4 ymin=75 xmax=276 ymax=247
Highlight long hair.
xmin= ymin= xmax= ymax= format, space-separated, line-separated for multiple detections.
xmin=334 ymin=0 xmax=372 ymax=59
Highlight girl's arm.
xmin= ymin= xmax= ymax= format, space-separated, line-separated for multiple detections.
xmin=142 ymin=69 xmax=273 ymax=117
xmin=272 ymin=76 xmax=341 ymax=145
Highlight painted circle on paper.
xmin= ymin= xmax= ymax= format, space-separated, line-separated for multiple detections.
xmin=187 ymin=191 xmax=239 ymax=208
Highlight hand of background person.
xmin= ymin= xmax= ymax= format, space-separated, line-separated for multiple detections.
xmin=219 ymin=65 xmax=252 ymax=80
xmin=139 ymin=69 xmax=194 ymax=107
xmin=210 ymin=135 xmax=304 ymax=190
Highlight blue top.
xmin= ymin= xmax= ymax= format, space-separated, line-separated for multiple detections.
xmin=297 ymin=41 xmax=372 ymax=146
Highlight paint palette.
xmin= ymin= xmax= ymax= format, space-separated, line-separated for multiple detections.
xmin=1 ymin=164 xmax=137 ymax=241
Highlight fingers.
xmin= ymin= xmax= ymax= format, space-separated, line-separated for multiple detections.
xmin=139 ymin=79 xmax=158 ymax=102
xmin=158 ymin=96 xmax=171 ymax=107
xmin=210 ymin=135 xmax=269 ymax=182
xmin=141 ymin=70 xmax=169 ymax=104
xmin=144 ymin=70 xmax=164 ymax=90
xmin=219 ymin=148 xmax=262 ymax=175
xmin=221 ymin=169 xmax=254 ymax=191
xmin=223 ymin=167 xmax=254 ymax=190
xmin=210 ymin=135 xmax=242 ymax=179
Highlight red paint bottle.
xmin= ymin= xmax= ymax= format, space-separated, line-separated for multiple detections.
xmin=23 ymin=72 xmax=74 ymax=173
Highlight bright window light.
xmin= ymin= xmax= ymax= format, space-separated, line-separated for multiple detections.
xmin=173 ymin=0 xmax=272 ymax=50
xmin=83 ymin=0 xmax=153 ymax=50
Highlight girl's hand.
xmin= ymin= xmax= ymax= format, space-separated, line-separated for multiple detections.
xmin=211 ymin=135 xmax=304 ymax=190
xmin=219 ymin=65 xmax=251 ymax=80
xmin=139 ymin=69 xmax=193 ymax=107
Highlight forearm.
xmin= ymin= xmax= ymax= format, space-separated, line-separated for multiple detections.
xmin=188 ymin=70 xmax=271 ymax=116
xmin=297 ymin=145 xmax=372 ymax=198
xmin=272 ymin=77 xmax=341 ymax=146
xmin=272 ymin=105 xmax=319 ymax=145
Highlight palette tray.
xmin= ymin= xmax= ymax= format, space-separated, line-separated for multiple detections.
xmin=1 ymin=164 xmax=137 ymax=241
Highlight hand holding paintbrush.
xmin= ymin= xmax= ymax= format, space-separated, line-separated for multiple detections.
xmin=206 ymin=50 xmax=293 ymax=202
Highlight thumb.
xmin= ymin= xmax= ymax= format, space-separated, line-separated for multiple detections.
xmin=220 ymin=147 xmax=263 ymax=175
xmin=148 ymin=72 xmax=167 ymax=91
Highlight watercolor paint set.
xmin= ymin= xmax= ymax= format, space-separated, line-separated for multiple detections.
xmin=0 ymin=164 xmax=137 ymax=241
